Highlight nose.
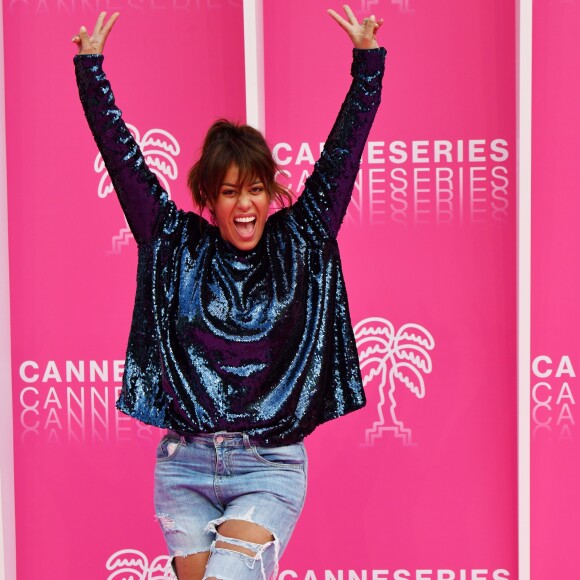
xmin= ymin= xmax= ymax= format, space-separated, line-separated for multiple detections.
xmin=236 ymin=191 xmax=252 ymax=209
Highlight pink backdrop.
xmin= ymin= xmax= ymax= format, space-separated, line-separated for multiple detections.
xmin=531 ymin=1 xmax=580 ymax=579
xmin=263 ymin=2 xmax=516 ymax=577
xmin=5 ymin=1 xmax=246 ymax=577
xmin=5 ymin=0 xmax=517 ymax=578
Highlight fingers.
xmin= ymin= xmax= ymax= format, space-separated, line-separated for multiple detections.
xmin=363 ymin=17 xmax=383 ymax=31
xmin=71 ymin=35 xmax=81 ymax=53
xmin=92 ymin=11 xmax=107 ymax=38
xmin=329 ymin=6 xmax=382 ymax=33
xmin=101 ymin=12 xmax=120 ymax=40
xmin=363 ymin=14 xmax=376 ymax=42
xmin=342 ymin=4 xmax=359 ymax=26
xmin=328 ymin=4 xmax=383 ymax=49
xmin=78 ymin=26 xmax=94 ymax=53
xmin=327 ymin=8 xmax=351 ymax=33
xmin=72 ymin=12 xmax=119 ymax=54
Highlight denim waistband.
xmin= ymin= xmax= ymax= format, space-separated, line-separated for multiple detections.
xmin=167 ymin=430 xmax=254 ymax=448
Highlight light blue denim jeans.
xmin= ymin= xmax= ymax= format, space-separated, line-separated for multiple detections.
xmin=154 ymin=431 xmax=308 ymax=579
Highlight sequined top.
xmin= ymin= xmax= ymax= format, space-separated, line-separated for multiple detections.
xmin=75 ymin=48 xmax=386 ymax=445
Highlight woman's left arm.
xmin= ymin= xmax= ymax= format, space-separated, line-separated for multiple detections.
xmin=293 ymin=6 xmax=386 ymax=239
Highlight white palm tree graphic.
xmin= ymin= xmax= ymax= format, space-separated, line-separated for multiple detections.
xmin=95 ymin=125 xmax=180 ymax=254
xmin=106 ymin=549 xmax=176 ymax=580
xmin=354 ymin=317 xmax=435 ymax=446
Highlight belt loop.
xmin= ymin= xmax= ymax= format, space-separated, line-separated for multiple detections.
xmin=242 ymin=433 xmax=251 ymax=450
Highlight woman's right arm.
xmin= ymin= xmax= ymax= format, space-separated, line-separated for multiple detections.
xmin=73 ymin=13 xmax=178 ymax=245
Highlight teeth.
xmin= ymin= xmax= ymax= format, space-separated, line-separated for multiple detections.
xmin=234 ymin=216 xmax=255 ymax=223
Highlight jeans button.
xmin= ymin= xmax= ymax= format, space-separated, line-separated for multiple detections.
xmin=215 ymin=435 xmax=225 ymax=444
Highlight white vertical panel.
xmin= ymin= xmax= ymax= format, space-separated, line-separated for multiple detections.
xmin=0 ymin=1 xmax=16 ymax=579
xmin=243 ymin=0 xmax=265 ymax=132
xmin=517 ymin=0 xmax=532 ymax=578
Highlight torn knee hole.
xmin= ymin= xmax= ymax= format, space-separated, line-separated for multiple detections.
xmin=212 ymin=532 xmax=275 ymax=560
xmin=214 ymin=539 xmax=257 ymax=558
xmin=208 ymin=530 xmax=281 ymax=579
xmin=215 ymin=519 xmax=274 ymax=545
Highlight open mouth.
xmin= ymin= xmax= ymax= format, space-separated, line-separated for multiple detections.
xmin=234 ymin=215 xmax=257 ymax=237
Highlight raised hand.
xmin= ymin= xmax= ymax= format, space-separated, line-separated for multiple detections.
xmin=327 ymin=4 xmax=384 ymax=50
xmin=72 ymin=11 xmax=119 ymax=55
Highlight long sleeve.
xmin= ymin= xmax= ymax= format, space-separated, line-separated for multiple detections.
xmin=293 ymin=47 xmax=386 ymax=239
xmin=74 ymin=54 xmax=186 ymax=245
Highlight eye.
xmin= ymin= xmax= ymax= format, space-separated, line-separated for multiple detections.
xmin=221 ymin=189 xmax=237 ymax=197
xmin=250 ymin=185 xmax=265 ymax=195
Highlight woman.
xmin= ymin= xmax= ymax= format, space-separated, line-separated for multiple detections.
xmin=73 ymin=7 xmax=385 ymax=579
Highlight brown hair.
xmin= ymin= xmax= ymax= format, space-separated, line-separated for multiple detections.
xmin=187 ymin=119 xmax=292 ymax=220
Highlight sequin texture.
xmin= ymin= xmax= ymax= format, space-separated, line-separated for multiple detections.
xmin=75 ymin=48 xmax=386 ymax=445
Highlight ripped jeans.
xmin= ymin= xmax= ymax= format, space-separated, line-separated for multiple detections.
xmin=154 ymin=431 xmax=308 ymax=579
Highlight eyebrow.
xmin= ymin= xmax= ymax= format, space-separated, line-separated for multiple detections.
xmin=221 ymin=179 xmax=263 ymax=187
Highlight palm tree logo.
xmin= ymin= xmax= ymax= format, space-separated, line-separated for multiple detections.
xmin=106 ymin=549 xmax=176 ymax=579
xmin=354 ymin=317 xmax=435 ymax=446
xmin=95 ymin=125 xmax=180 ymax=254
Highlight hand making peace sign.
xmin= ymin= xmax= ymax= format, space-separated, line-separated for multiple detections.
xmin=328 ymin=4 xmax=384 ymax=50
xmin=72 ymin=11 xmax=119 ymax=55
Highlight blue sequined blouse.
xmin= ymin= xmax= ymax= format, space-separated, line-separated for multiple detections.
xmin=75 ymin=48 xmax=386 ymax=445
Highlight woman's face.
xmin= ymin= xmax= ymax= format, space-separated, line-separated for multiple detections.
xmin=210 ymin=164 xmax=271 ymax=251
